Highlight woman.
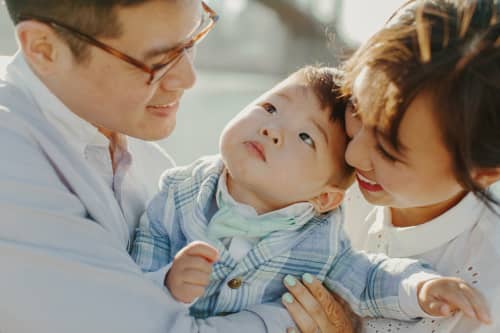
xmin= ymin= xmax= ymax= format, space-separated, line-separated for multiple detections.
xmin=281 ymin=0 xmax=500 ymax=332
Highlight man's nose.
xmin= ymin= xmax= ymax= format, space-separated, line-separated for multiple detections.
xmin=158 ymin=49 xmax=197 ymax=91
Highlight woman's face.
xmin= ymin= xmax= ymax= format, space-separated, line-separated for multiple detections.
xmin=345 ymin=67 xmax=465 ymax=211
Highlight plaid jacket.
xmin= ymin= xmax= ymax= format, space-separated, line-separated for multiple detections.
xmin=131 ymin=155 xmax=429 ymax=320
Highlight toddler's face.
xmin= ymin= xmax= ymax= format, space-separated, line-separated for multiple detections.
xmin=219 ymin=74 xmax=348 ymax=212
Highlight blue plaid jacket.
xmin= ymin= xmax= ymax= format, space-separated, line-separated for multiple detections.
xmin=131 ymin=156 xmax=429 ymax=320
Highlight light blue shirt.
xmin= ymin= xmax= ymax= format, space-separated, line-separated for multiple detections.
xmin=133 ymin=155 xmax=440 ymax=320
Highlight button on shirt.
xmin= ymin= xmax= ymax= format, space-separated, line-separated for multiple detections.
xmin=345 ymin=188 xmax=500 ymax=333
xmin=3 ymin=53 xmax=174 ymax=242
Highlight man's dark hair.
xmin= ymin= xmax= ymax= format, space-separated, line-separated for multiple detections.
xmin=5 ymin=0 xmax=152 ymax=62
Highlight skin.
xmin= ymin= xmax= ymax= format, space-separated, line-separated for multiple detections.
xmin=16 ymin=0 xmax=200 ymax=143
xmin=284 ymin=66 xmax=499 ymax=332
xmin=167 ymin=73 xmax=350 ymax=302
xmin=220 ymin=73 xmax=348 ymax=214
xmin=345 ymin=67 xmax=467 ymax=227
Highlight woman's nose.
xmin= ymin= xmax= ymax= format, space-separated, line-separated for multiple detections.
xmin=345 ymin=128 xmax=373 ymax=172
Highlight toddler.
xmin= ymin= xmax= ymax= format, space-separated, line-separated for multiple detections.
xmin=131 ymin=66 xmax=489 ymax=323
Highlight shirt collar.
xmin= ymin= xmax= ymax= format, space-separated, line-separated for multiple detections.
xmin=216 ymin=169 xmax=316 ymax=222
xmin=3 ymin=52 xmax=124 ymax=157
xmin=372 ymin=192 xmax=486 ymax=257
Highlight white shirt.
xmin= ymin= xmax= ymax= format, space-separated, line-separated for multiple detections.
xmin=345 ymin=187 xmax=500 ymax=333
xmin=3 ymin=53 xmax=175 ymax=242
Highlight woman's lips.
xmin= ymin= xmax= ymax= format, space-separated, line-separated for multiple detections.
xmin=356 ymin=173 xmax=383 ymax=192
xmin=244 ymin=141 xmax=266 ymax=161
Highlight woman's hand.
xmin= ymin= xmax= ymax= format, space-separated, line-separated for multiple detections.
xmin=281 ymin=274 xmax=358 ymax=333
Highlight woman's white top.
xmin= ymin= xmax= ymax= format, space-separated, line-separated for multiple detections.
xmin=345 ymin=187 xmax=500 ymax=333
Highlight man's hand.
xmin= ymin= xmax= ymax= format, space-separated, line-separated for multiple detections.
xmin=165 ymin=241 xmax=219 ymax=304
xmin=418 ymin=277 xmax=491 ymax=324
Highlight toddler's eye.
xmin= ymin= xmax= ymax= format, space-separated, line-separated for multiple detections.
xmin=299 ymin=132 xmax=315 ymax=149
xmin=262 ymin=102 xmax=277 ymax=115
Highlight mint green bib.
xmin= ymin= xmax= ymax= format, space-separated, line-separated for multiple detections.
xmin=207 ymin=179 xmax=316 ymax=240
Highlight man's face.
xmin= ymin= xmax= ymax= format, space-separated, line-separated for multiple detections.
xmin=54 ymin=0 xmax=202 ymax=140
xmin=219 ymin=74 xmax=348 ymax=212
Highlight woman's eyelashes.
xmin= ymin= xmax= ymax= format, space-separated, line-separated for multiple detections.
xmin=262 ymin=102 xmax=277 ymax=115
xmin=299 ymin=132 xmax=316 ymax=149
xmin=375 ymin=143 xmax=397 ymax=162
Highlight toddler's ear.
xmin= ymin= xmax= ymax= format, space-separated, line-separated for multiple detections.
xmin=309 ymin=186 xmax=344 ymax=213
xmin=471 ymin=167 xmax=500 ymax=188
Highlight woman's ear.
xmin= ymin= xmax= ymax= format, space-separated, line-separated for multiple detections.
xmin=308 ymin=186 xmax=345 ymax=214
xmin=16 ymin=21 xmax=63 ymax=75
xmin=471 ymin=167 xmax=500 ymax=188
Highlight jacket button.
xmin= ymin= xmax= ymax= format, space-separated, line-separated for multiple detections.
xmin=227 ymin=277 xmax=242 ymax=289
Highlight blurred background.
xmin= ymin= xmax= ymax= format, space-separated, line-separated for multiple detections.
xmin=1 ymin=0 xmax=498 ymax=195
xmin=0 ymin=0 xmax=407 ymax=163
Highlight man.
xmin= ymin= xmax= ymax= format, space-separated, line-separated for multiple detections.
xmin=0 ymin=1 xmax=293 ymax=331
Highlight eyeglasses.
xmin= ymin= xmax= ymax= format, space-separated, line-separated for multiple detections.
xmin=18 ymin=1 xmax=218 ymax=85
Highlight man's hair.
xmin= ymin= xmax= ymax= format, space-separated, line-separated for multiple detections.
xmin=342 ymin=0 xmax=500 ymax=208
xmin=296 ymin=65 xmax=355 ymax=190
xmin=5 ymin=0 xmax=152 ymax=62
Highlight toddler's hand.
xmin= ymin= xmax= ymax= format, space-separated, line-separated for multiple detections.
xmin=165 ymin=241 xmax=219 ymax=304
xmin=418 ymin=277 xmax=491 ymax=324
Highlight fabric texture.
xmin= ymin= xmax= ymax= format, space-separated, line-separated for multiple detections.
xmin=0 ymin=54 xmax=294 ymax=333
xmin=344 ymin=187 xmax=500 ymax=333
xmin=132 ymin=155 xmax=437 ymax=320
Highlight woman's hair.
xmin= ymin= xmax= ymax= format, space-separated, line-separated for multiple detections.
xmin=5 ymin=0 xmax=154 ymax=62
xmin=342 ymin=0 xmax=500 ymax=207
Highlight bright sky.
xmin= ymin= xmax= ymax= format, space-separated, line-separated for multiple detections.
xmin=339 ymin=0 xmax=407 ymax=44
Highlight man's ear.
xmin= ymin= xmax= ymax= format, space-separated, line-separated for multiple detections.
xmin=308 ymin=186 xmax=345 ymax=214
xmin=15 ymin=21 xmax=64 ymax=75
xmin=471 ymin=167 xmax=500 ymax=188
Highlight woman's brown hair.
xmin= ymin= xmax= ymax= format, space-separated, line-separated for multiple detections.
xmin=342 ymin=0 xmax=500 ymax=208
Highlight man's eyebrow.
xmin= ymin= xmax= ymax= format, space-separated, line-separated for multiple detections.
xmin=142 ymin=17 xmax=202 ymax=60
xmin=143 ymin=44 xmax=179 ymax=61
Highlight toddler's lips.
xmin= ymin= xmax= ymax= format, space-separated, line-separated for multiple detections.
xmin=244 ymin=141 xmax=266 ymax=161
xmin=356 ymin=172 xmax=383 ymax=192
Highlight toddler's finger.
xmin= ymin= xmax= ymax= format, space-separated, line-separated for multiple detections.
xmin=182 ymin=268 xmax=212 ymax=287
xmin=426 ymin=301 xmax=445 ymax=316
xmin=464 ymin=287 xmax=491 ymax=324
xmin=184 ymin=241 xmax=220 ymax=263
xmin=177 ymin=256 xmax=215 ymax=273
xmin=440 ymin=304 xmax=451 ymax=316
xmin=443 ymin=291 xmax=475 ymax=318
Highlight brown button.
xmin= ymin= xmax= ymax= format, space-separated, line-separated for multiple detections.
xmin=227 ymin=277 xmax=243 ymax=289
